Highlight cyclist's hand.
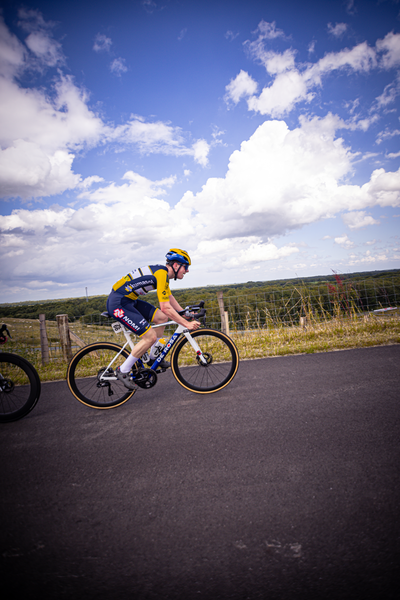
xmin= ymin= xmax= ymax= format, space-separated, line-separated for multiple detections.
xmin=186 ymin=319 xmax=201 ymax=331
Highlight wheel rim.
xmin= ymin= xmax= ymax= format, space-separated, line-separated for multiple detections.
xmin=172 ymin=330 xmax=238 ymax=393
xmin=0 ymin=357 xmax=37 ymax=421
xmin=68 ymin=344 xmax=136 ymax=408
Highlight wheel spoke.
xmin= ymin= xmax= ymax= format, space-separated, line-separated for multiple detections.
xmin=0 ymin=354 xmax=40 ymax=422
xmin=172 ymin=329 xmax=239 ymax=393
xmin=67 ymin=344 xmax=136 ymax=409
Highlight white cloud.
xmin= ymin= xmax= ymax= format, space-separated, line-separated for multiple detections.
xmin=192 ymin=139 xmax=210 ymax=167
xmin=0 ymin=17 xmax=211 ymax=200
xmin=227 ymin=23 xmax=393 ymax=118
xmin=376 ymin=128 xmax=400 ymax=145
xmin=375 ymin=78 xmax=400 ymax=108
xmin=225 ymin=70 xmax=258 ymax=104
xmin=334 ymin=234 xmax=354 ymax=248
xmin=2 ymin=115 xmax=400 ymax=297
xmin=376 ymin=31 xmax=400 ymax=69
xmin=178 ymin=28 xmax=187 ymax=41
xmin=78 ymin=175 xmax=105 ymax=190
xmin=348 ymin=250 xmax=389 ymax=265
xmin=24 ymin=31 xmax=64 ymax=67
xmin=245 ymin=20 xmax=286 ymax=64
xmin=17 ymin=8 xmax=65 ymax=69
xmin=178 ymin=115 xmax=400 ymax=244
xmin=110 ymin=57 xmax=128 ymax=75
xmin=247 ymin=70 xmax=312 ymax=117
xmin=225 ymin=30 xmax=239 ymax=41
xmin=0 ymin=17 xmax=27 ymax=78
xmin=345 ymin=0 xmax=356 ymax=16
xmin=0 ymin=143 xmax=80 ymax=199
xmin=93 ymin=33 xmax=112 ymax=52
xmin=341 ymin=211 xmax=380 ymax=229
xmin=327 ymin=23 xmax=348 ymax=38
xmin=0 ymin=72 xmax=105 ymax=198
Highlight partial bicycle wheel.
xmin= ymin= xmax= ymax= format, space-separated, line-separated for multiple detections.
xmin=171 ymin=328 xmax=239 ymax=393
xmin=67 ymin=342 xmax=136 ymax=409
xmin=0 ymin=353 xmax=41 ymax=423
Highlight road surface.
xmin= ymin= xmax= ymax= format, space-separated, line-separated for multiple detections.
xmin=1 ymin=345 xmax=399 ymax=599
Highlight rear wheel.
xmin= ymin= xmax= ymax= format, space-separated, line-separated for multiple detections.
xmin=67 ymin=343 xmax=136 ymax=409
xmin=171 ymin=329 xmax=239 ymax=393
xmin=0 ymin=353 xmax=41 ymax=422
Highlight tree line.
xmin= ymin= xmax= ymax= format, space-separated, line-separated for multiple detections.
xmin=1 ymin=269 xmax=399 ymax=327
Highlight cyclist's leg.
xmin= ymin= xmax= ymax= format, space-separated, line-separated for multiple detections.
xmin=107 ymin=294 xmax=158 ymax=359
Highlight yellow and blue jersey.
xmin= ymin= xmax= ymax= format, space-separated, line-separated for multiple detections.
xmin=111 ymin=265 xmax=171 ymax=304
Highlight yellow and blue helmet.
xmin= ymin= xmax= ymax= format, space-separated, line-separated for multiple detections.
xmin=166 ymin=248 xmax=191 ymax=267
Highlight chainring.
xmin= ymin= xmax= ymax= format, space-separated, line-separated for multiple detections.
xmin=133 ymin=368 xmax=158 ymax=389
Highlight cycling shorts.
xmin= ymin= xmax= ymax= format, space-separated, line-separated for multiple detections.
xmin=107 ymin=291 xmax=158 ymax=337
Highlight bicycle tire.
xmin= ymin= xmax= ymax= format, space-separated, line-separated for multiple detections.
xmin=0 ymin=353 xmax=41 ymax=422
xmin=171 ymin=328 xmax=239 ymax=393
xmin=67 ymin=342 xmax=136 ymax=409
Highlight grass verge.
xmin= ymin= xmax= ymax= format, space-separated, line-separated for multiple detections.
xmin=1 ymin=314 xmax=399 ymax=383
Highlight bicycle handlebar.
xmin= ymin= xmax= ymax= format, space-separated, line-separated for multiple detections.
xmin=177 ymin=300 xmax=206 ymax=325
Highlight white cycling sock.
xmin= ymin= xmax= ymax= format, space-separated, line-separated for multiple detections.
xmin=120 ymin=354 xmax=139 ymax=373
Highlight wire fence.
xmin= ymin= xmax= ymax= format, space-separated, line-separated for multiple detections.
xmin=3 ymin=275 xmax=399 ymax=365
xmin=71 ymin=275 xmax=400 ymax=332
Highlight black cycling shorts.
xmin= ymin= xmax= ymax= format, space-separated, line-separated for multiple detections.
xmin=107 ymin=291 xmax=158 ymax=336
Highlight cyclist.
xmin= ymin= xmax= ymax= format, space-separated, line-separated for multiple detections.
xmin=107 ymin=248 xmax=201 ymax=389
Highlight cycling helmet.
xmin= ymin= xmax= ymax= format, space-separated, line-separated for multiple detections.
xmin=166 ymin=248 xmax=191 ymax=280
xmin=165 ymin=248 xmax=191 ymax=266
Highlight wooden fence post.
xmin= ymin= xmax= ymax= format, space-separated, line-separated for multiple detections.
xmin=300 ymin=316 xmax=307 ymax=329
xmin=39 ymin=314 xmax=50 ymax=365
xmin=56 ymin=314 xmax=72 ymax=362
xmin=217 ymin=291 xmax=229 ymax=335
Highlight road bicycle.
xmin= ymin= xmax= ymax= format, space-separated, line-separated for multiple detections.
xmin=0 ymin=325 xmax=41 ymax=423
xmin=67 ymin=301 xmax=239 ymax=409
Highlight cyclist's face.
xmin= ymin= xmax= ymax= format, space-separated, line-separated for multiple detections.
xmin=175 ymin=262 xmax=189 ymax=277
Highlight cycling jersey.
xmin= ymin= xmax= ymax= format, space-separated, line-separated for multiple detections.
xmin=111 ymin=265 xmax=172 ymax=303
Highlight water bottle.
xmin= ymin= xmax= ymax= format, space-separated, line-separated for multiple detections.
xmin=150 ymin=338 xmax=166 ymax=360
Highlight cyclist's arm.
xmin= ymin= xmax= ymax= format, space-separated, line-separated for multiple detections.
xmin=159 ymin=297 xmax=200 ymax=330
xmin=168 ymin=294 xmax=184 ymax=313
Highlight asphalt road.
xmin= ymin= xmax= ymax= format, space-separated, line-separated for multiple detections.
xmin=1 ymin=345 xmax=399 ymax=600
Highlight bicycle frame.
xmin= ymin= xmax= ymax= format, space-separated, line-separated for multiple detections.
xmin=99 ymin=319 xmax=207 ymax=382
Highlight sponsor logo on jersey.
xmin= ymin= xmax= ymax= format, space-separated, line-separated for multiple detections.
xmin=122 ymin=315 xmax=140 ymax=331
xmin=114 ymin=308 xmax=125 ymax=318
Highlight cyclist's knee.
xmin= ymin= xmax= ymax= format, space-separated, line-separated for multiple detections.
xmin=143 ymin=328 xmax=157 ymax=346
xmin=153 ymin=309 xmax=168 ymax=324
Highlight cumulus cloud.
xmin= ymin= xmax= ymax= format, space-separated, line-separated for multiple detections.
xmin=334 ymin=234 xmax=354 ymax=249
xmin=225 ymin=70 xmax=258 ymax=104
xmin=226 ymin=23 xmax=399 ymax=118
xmin=1 ymin=13 xmax=400 ymax=299
xmin=342 ymin=211 xmax=380 ymax=229
xmin=0 ymin=15 xmax=211 ymax=200
xmin=2 ymin=114 xmax=400 ymax=297
xmin=0 ymin=72 xmax=105 ymax=198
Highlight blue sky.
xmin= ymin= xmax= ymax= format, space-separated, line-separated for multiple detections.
xmin=1 ymin=0 xmax=400 ymax=303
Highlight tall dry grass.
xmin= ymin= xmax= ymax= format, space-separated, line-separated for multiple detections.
xmin=1 ymin=310 xmax=399 ymax=383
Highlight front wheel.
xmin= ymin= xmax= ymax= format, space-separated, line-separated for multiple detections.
xmin=67 ymin=342 xmax=136 ymax=409
xmin=0 ymin=353 xmax=41 ymax=422
xmin=171 ymin=329 xmax=239 ymax=393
